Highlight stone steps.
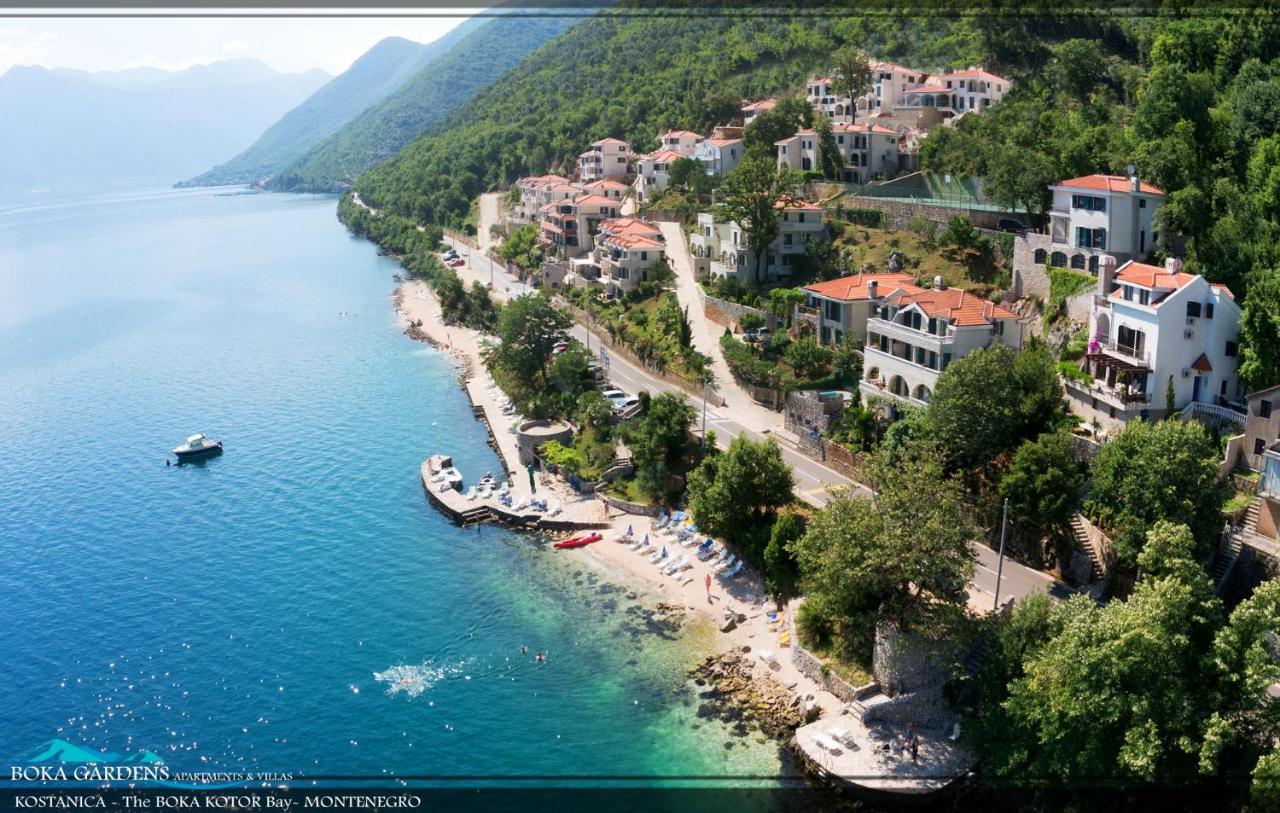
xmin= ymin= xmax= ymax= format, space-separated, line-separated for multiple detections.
xmin=1070 ymin=513 xmax=1104 ymax=582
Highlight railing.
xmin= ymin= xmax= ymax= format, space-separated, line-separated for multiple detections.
xmin=1180 ymin=401 xmax=1246 ymax=428
xmin=867 ymin=318 xmax=952 ymax=352
xmin=1095 ymin=338 xmax=1150 ymax=367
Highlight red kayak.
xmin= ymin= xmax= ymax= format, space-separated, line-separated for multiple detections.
xmin=554 ymin=532 xmax=603 ymax=549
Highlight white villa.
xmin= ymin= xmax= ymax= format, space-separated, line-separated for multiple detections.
xmin=689 ymin=197 xmax=827 ymax=283
xmin=740 ymin=99 xmax=777 ymax=125
xmin=537 ymin=193 xmax=622 ymax=257
xmin=1013 ymin=173 xmax=1167 ymax=297
xmin=693 ymin=136 xmax=744 ymax=177
xmin=580 ymin=178 xmax=629 ymax=203
xmin=593 ymin=217 xmax=665 ymax=296
xmin=577 ymin=138 xmax=631 ymax=182
xmin=805 ymin=63 xmax=1009 ymax=125
xmin=656 ymin=129 xmax=704 ymax=156
xmin=860 ymin=278 xmax=1023 ymax=408
xmin=513 ymin=174 xmax=576 ymax=222
xmin=1067 ymin=256 xmax=1243 ymax=429
xmin=633 ymin=149 xmax=686 ymax=204
xmin=795 ymin=272 xmax=918 ymax=346
xmin=899 ymin=68 xmax=1011 ymax=117
xmin=775 ymin=122 xmax=901 ymax=183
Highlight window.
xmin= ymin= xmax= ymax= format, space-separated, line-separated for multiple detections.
xmin=1076 ymin=227 xmax=1107 ymax=249
xmin=1205 ymin=303 xmax=1214 ymax=319
xmin=1139 ymin=289 xmax=1150 ymax=306
xmin=640 ymin=251 xmax=648 ymax=261
xmin=1088 ymin=255 xmax=1099 ymax=275
xmin=1260 ymin=400 xmax=1272 ymax=419
xmin=1186 ymin=301 xmax=1201 ymax=318
xmin=783 ymin=234 xmax=793 ymax=247
xmin=798 ymin=213 xmax=806 ymax=223
xmin=1071 ymin=194 xmax=1107 ymax=212
xmin=1122 ymin=285 xmax=1134 ymax=301
xmin=1139 ymin=199 xmax=1146 ymax=208
xmin=1257 ymin=438 xmax=1268 ymax=456
xmin=1227 ymin=340 xmax=1239 ymax=357
xmin=1071 ymin=254 xmax=1086 ymax=270
xmin=1034 ymin=248 xmax=1047 ymax=264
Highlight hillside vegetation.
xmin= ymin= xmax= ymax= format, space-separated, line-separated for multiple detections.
xmin=183 ymin=28 xmax=482 ymax=187
xmin=353 ymin=2 xmax=986 ymax=226
xmin=269 ymin=11 xmax=579 ymax=192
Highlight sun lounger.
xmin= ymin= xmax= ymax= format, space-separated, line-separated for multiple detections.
xmin=546 ymin=501 xmax=562 ymax=518
xmin=663 ymin=555 xmax=687 ymax=576
xmin=513 ymin=497 xmax=529 ymax=512
xmin=497 ymin=482 xmax=509 ymax=496
xmin=628 ymin=536 xmax=646 ymax=550
xmin=725 ymin=560 xmax=744 ymax=579
xmin=648 ymin=548 xmax=668 ymax=565
xmin=698 ymin=544 xmax=720 ymax=561
xmin=465 ymin=486 xmax=477 ymax=501
xmin=812 ymin=733 xmax=842 ymax=754
xmin=714 ymin=554 xmax=737 ymax=574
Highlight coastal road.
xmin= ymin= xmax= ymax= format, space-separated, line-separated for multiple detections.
xmin=442 ymin=234 xmax=1069 ymax=604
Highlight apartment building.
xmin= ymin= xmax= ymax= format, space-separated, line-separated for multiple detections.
xmin=795 ymin=272 xmax=917 ymax=346
xmin=774 ymin=122 xmax=901 ymax=182
xmin=633 ymin=149 xmax=686 ymax=203
xmin=688 ymin=198 xmax=827 ymax=283
xmin=592 ymin=217 xmax=665 ymax=296
xmin=577 ymin=138 xmax=631 ymax=182
xmin=692 ymin=136 xmax=744 ymax=177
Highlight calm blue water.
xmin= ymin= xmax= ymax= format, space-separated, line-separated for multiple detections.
xmin=0 ymin=188 xmax=784 ymax=785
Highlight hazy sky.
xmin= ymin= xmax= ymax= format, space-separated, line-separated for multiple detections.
xmin=0 ymin=12 xmax=479 ymax=76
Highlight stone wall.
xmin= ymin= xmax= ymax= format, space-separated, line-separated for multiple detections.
xmin=700 ymin=291 xmax=778 ymax=331
xmin=788 ymin=639 xmax=864 ymax=705
xmin=603 ymin=495 xmax=660 ymax=517
xmin=1012 ymin=233 xmax=1052 ymax=300
xmin=872 ymin=619 xmax=952 ymax=696
xmin=641 ymin=209 xmax=692 ymax=224
xmin=837 ymin=195 xmax=1012 ymax=231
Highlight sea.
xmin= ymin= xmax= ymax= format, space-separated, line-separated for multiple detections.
xmin=0 ymin=188 xmax=802 ymax=800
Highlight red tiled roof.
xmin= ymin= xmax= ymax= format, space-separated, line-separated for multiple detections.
xmin=707 ymin=138 xmax=741 ymax=148
xmin=890 ymin=285 xmax=1018 ymax=327
xmin=583 ymin=179 xmax=629 ymax=189
xmin=598 ymin=217 xmax=661 ymax=238
xmin=775 ymin=196 xmax=822 ymax=211
xmin=803 ymin=272 xmax=917 ymax=302
xmin=903 ymin=84 xmax=949 ymax=94
xmin=742 ymin=99 xmax=777 ymax=113
xmin=593 ymin=137 xmax=629 ymax=147
xmin=940 ymin=68 xmax=1008 ymax=83
xmin=1056 ymin=174 xmax=1165 ymax=196
xmin=642 ymin=149 xmax=686 ymax=163
xmin=660 ymin=129 xmax=702 ymax=140
xmin=1112 ymin=260 xmax=1237 ymax=302
xmin=604 ymin=234 xmax=664 ymax=250
xmin=570 ymin=193 xmax=617 ymax=208
xmin=540 ymin=221 xmax=564 ymax=235
xmin=1191 ymin=353 xmax=1214 ymax=373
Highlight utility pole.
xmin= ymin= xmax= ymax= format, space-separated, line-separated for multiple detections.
xmin=700 ymin=372 xmax=708 ymax=451
xmin=993 ymin=497 xmax=1009 ymax=612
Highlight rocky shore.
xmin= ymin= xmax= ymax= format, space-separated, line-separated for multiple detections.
xmin=688 ymin=649 xmax=812 ymax=744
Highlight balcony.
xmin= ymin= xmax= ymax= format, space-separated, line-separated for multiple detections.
xmin=867 ymin=317 xmax=953 ymax=352
xmin=1096 ymin=338 xmax=1150 ymax=368
xmin=1062 ymin=375 xmax=1150 ymax=413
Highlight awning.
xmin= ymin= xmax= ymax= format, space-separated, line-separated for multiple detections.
xmin=1084 ymin=352 xmax=1151 ymax=375
xmin=1191 ymin=353 xmax=1213 ymax=373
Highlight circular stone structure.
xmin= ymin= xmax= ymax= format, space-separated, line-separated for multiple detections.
xmin=514 ymin=419 xmax=574 ymax=466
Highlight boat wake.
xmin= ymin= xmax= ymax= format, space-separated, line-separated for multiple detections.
xmin=372 ymin=661 xmax=468 ymax=699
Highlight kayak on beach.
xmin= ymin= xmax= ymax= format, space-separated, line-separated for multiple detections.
xmin=554 ymin=532 xmax=603 ymax=549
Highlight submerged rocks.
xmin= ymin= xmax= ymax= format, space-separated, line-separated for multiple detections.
xmin=686 ymin=652 xmax=804 ymax=742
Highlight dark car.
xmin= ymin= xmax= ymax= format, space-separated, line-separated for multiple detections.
xmin=997 ymin=218 xmax=1026 ymax=233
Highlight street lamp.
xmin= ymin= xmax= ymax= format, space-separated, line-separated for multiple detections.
xmin=992 ymin=497 xmax=1009 ymax=612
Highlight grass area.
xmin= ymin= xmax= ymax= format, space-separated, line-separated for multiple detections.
xmin=795 ymin=626 xmax=873 ymax=687
xmin=830 ymin=222 xmax=1006 ymax=298
xmin=1224 ymin=489 xmax=1255 ymax=516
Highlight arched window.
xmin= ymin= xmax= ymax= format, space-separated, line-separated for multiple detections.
xmin=1050 ymin=251 xmax=1067 ymax=268
xmin=1071 ymin=254 xmax=1086 ymax=270
xmin=1088 ymin=255 xmax=1099 ymax=276
xmin=1033 ymin=248 xmax=1047 ymax=265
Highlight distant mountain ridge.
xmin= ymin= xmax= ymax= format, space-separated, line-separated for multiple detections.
xmin=267 ymin=9 xmax=581 ymax=193
xmin=183 ymin=20 xmax=487 ymax=188
xmin=20 ymin=739 xmax=164 ymax=765
xmin=0 ymin=59 xmax=330 ymax=200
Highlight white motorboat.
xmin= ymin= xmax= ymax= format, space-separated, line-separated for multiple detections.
xmin=172 ymin=433 xmax=222 ymax=459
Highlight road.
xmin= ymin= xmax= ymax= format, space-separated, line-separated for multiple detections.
xmin=444 ymin=232 xmax=1068 ymax=605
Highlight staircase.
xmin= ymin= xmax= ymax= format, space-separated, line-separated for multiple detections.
xmin=1243 ymin=498 xmax=1262 ymax=535
xmin=1212 ymin=527 xmax=1245 ymax=595
xmin=1070 ymin=513 xmax=1105 ymax=583
xmin=961 ymin=637 xmax=991 ymax=678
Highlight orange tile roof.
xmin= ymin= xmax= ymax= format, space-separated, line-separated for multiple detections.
xmin=889 ymin=286 xmax=1018 ymax=327
xmin=642 ymin=149 xmax=686 ymax=163
xmin=803 ymin=272 xmax=917 ymax=302
xmin=570 ymin=193 xmax=617 ymax=208
xmin=707 ymin=138 xmax=742 ymax=148
xmin=1056 ymin=174 xmax=1165 ymax=196
xmin=660 ymin=129 xmax=702 ymax=140
xmin=941 ymin=68 xmax=1008 ymax=82
xmin=1112 ymin=260 xmax=1237 ymax=302
xmin=583 ymin=179 xmax=629 ymax=190
xmin=742 ymin=99 xmax=777 ymax=113
xmin=599 ymin=217 xmax=661 ymax=238
xmin=592 ymin=137 xmax=629 ymax=147
xmin=603 ymin=234 xmax=664 ymax=250
xmin=775 ymin=196 xmax=823 ymax=211
xmin=871 ymin=61 xmax=919 ymax=74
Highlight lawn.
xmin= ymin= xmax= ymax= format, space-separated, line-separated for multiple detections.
xmin=828 ymin=221 xmax=1008 ymax=298
xmin=795 ymin=626 xmax=873 ymax=687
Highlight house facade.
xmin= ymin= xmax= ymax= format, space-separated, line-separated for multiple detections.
xmin=795 ymin=272 xmax=917 ymax=346
xmin=693 ymin=137 xmax=744 ymax=177
xmin=577 ymin=138 xmax=631 ymax=182
xmin=537 ymin=193 xmax=622 ymax=257
xmin=1013 ymin=174 xmax=1168 ymax=298
xmin=688 ymin=198 xmax=827 ymax=283
xmin=775 ymin=122 xmax=900 ymax=183
xmin=860 ymin=279 xmax=1023 ymax=408
xmin=514 ymin=175 xmax=575 ymax=222
xmin=656 ymin=129 xmax=704 ymax=156
xmin=1241 ymin=385 xmax=1280 ymax=470
xmin=633 ymin=149 xmax=686 ymax=203
xmin=1067 ymin=256 xmax=1243 ymax=430
xmin=741 ymin=99 xmax=776 ymax=125
xmin=592 ymin=218 xmax=665 ymax=296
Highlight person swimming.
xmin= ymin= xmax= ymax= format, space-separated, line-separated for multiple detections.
xmin=520 ymin=645 xmax=527 ymax=655
xmin=535 ymin=652 xmax=544 ymax=663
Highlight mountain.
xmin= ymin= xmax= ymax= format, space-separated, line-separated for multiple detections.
xmin=268 ymin=9 xmax=581 ymax=193
xmin=350 ymin=3 xmax=984 ymax=229
xmin=21 ymin=739 xmax=164 ymax=765
xmin=184 ymin=23 xmax=487 ymax=188
xmin=0 ymin=59 xmax=330 ymax=200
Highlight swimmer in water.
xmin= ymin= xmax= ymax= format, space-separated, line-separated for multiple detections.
xmin=520 ymin=645 xmax=527 ymax=655
xmin=535 ymin=652 xmax=544 ymax=663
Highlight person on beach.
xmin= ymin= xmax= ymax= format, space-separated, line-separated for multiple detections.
xmin=705 ymin=573 xmax=712 ymax=604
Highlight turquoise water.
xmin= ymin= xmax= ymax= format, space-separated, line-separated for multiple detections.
xmin=0 ymin=188 xmax=786 ymax=786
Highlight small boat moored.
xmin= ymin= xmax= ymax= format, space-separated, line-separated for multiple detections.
xmin=172 ymin=433 xmax=223 ymax=460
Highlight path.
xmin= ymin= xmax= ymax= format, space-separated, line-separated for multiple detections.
xmin=476 ymin=192 xmax=503 ymax=255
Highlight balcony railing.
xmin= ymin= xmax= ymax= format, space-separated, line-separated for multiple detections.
xmin=1063 ymin=376 xmax=1150 ymax=410
xmin=1096 ymin=338 xmax=1150 ymax=367
xmin=867 ymin=317 xmax=953 ymax=351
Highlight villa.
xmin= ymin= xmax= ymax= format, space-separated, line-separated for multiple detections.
xmin=580 ymin=178 xmax=629 ymax=203
xmin=577 ymin=138 xmax=631 ymax=182
xmin=513 ymin=174 xmax=574 ymax=222
xmin=1067 ymin=256 xmax=1242 ymax=429
xmin=633 ymin=148 xmax=687 ymax=203
xmin=794 ymin=272 xmax=918 ymax=346
xmin=860 ymin=278 xmax=1023 ymax=408
xmin=775 ymin=122 xmax=901 ymax=183
xmin=592 ymin=217 xmax=665 ymax=296
xmin=899 ymin=68 xmax=1011 ymax=117
xmin=689 ymin=197 xmax=827 ymax=283
xmin=537 ymin=193 xmax=622 ymax=256
xmin=1013 ymin=174 xmax=1167 ymax=297
xmin=656 ymin=129 xmax=704 ymax=156
xmin=693 ymin=135 xmax=744 ymax=177
xmin=740 ymin=98 xmax=777 ymax=125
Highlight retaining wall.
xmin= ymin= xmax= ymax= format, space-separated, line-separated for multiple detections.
xmin=700 ymin=291 xmax=778 ymax=331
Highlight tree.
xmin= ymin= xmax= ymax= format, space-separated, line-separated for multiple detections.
xmin=831 ymin=335 xmax=863 ymax=385
xmin=830 ymin=45 xmax=872 ymax=120
xmin=1165 ymin=375 xmax=1177 ymax=418
xmin=791 ymin=442 xmax=978 ymax=662
xmin=785 ymin=336 xmax=834 ymax=380
xmin=999 ymin=430 xmax=1087 ymax=547
xmin=814 ymin=114 xmax=844 ymax=179
xmin=1206 ymin=579 xmax=1280 ymax=775
xmin=742 ymin=96 xmax=812 ymax=155
xmin=716 ymin=155 xmax=801 ymax=287
xmin=624 ymin=392 xmax=696 ymax=500
xmin=763 ymin=511 xmax=805 ymax=596
xmin=667 ymin=156 xmax=700 ymax=192
xmin=498 ymin=223 xmax=544 ymax=272
xmin=1239 ymin=269 xmax=1280 ymax=390
xmin=926 ymin=342 xmax=1064 ymax=475
xmin=984 ymin=524 xmax=1222 ymax=785
xmin=686 ymin=436 xmax=794 ymax=563
xmin=483 ymin=293 xmax=573 ymax=404
xmin=765 ymin=287 xmax=807 ymax=327
xmin=1086 ymin=419 xmax=1229 ymax=566
xmin=737 ymin=311 xmax=766 ymax=333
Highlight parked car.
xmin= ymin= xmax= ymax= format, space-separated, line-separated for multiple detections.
xmin=586 ymin=363 xmax=606 ymax=382
xmin=551 ymin=342 xmax=570 ymax=355
xmin=612 ymin=396 xmax=642 ymax=414
xmin=447 ymin=258 xmax=465 ymax=268
xmin=997 ymin=218 xmax=1026 ymax=233
xmin=600 ymin=388 xmax=628 ymax=403
xmin=744 ymin=327 xmax=771 ymax=343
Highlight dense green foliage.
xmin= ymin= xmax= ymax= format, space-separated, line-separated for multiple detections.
xmin=998 ymin=430 xmax=1087 ymax=551
xmin=355 ymin=4 xmax=985 ymax=227
xmin=793 ymin=442 xmax=978 ymax=662
xmin=482 ymin=293 xmax=575 ymax=418
xmin=686 ymin=435 xmax=794 ymax=566
xmin=621 ymin=392 xmax=697 ymax=500
xmin=1238 ymin=269 xmax=1280 ymax=390
xmin=270 ymin=13 xmax=577 ymax=191
xmin=1086 ymin=419 xmax=1229 ymax=566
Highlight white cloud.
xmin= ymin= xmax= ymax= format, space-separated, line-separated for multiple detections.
xmin=0 ymin=27 xmax=57 ymax=73
xmin=222 ymin=40 xmax=249 ymax=54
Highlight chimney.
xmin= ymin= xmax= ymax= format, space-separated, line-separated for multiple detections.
xmin=1130 ymin=174 xmax=1140 ymax=193
xmin=1165 ymin=257 xmax=1183 ymax=277
xmin=1099 ymin=254 xmax=1117 ymax=296
xmin=933 ymin=275 xmax=946 ymax=290
xmin=867 ymin=279 xmax=879 ymax=300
